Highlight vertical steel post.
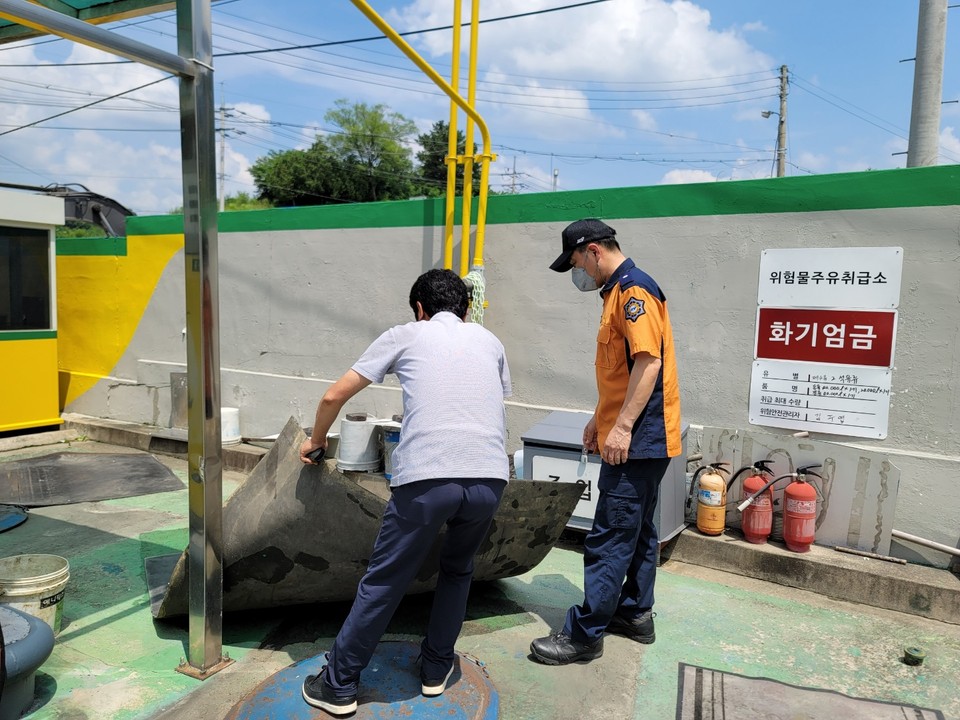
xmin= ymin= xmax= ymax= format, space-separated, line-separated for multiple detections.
xmin=176 ymin=0 xmax=229 ymax=678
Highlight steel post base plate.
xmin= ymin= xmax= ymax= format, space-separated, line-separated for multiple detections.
xmin=176 ymin=655 xmax=235 ymax=680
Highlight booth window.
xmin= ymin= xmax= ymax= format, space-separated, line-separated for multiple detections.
xmin=1 ymin=226 xmax=51 ymax=331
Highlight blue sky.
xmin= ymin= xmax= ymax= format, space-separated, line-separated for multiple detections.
xmin=1 ymin=0 xmax=958 ymax=215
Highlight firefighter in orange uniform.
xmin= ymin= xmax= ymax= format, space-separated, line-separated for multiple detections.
xmin=531 ymin=218 xmax=682 ymax=665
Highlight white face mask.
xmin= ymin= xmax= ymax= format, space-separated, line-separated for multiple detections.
xmin=571 ymin=266 xmax=598 ymax=292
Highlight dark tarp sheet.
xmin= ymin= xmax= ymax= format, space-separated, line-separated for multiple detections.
xmin=0 ymin=452 xmax=183 ymax=507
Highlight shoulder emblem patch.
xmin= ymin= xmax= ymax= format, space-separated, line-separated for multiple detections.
xmin=624 ymin=297 xmax=645 ymax=322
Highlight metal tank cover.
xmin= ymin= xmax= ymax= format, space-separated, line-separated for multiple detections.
xmin=224 ymin=641 xmax=497 ymax=719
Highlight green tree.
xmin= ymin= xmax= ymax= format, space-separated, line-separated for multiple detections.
xmin=250 ymin=100 xmax=420 ymax=206
xmin=324 ymin=99 xmax=418 ymax=202
xmin=414 ymin=120 xmax=480 ymax=198
xmin=169 ymin=191 xmax=274 ymax=214
xmin=250 ymin=137 xmax=351 ymax=207
xmin=56 ymin=221 xmax=106 ymax=238
xmin=224 ymin=191 xmax=273 ymax=211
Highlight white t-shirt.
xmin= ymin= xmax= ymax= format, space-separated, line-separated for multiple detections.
xmin=352 ymin=312 xmax=512 ymax=487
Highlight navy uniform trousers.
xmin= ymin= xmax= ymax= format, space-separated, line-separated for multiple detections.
xmin=564 ymin=457 xmax=671 ymax=643
xmin=324 ymin=477 xmax=505 ymax=697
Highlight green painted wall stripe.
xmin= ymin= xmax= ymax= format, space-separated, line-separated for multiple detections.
xmin=56 ymin=236 xmax=127 ymax=256
xmin=0 ymin=330 xmax=56 ymax=341
xmin=127 ymin=199 xmax=449 ymax=236
xmin=126 ymin=165 xmax=960 ymax=237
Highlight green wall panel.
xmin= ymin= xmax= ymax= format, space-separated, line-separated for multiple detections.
xmin=126 ymin=165 xmax=960 ymax=237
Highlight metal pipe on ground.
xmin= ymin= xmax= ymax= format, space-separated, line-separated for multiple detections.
xmin=892 ymin=529 xmax=960 ymax=558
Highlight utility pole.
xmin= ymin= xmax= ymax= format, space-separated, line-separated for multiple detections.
xmin=218 ymin=98 xmax=226 ymax=212
xmin=907 ymin=0 xmax=948 ymax=167
xmin=510 ymin=156 xmax=516 ymax=194
xmin=776 ymin=64 xmax=788 ymax=177
xmin=552 ymin=167 xmax=559 ymax=191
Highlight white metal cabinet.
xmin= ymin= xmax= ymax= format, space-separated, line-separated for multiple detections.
xmin=521 ymin=410 xmax=688 ymax=540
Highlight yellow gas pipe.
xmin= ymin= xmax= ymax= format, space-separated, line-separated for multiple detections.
xmin=459 ymin=0 xmax=481 ymax=278
xmin=349 ymin=0 xmax=496 ymax=276
xmin=442 ymin=0 xmax=462 ymax=272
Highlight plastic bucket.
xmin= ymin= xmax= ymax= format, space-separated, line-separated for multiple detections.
xmin=221 ymin=407 xmax=241 ymax=445
xmin=382 ymin=425 xmax=401 ymax=480
xmin=336 ymin=414 xmax=382 ymax=472
xmin=0 ymin=554 xmax=70 ymax=635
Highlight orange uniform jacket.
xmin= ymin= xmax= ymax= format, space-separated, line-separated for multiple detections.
xmin=595 ymin=258 xmax=682 ymax=459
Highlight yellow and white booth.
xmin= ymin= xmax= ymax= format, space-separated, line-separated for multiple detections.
xmin=0 ymin=189 xmax=64 ymax=432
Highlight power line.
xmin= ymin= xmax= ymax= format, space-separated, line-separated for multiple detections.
xmin=215 ymin=0 xmax=616 ymax=58
xmin=0 ymin=0 xmax=615 ymax=68
xmin=0 ymin=76 xmax=172 ymax=137
xmin=0 ymin=124 xmax=178 ymax=132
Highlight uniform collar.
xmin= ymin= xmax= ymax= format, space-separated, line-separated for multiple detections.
xmin=600 ymin=258 xmax=635 ymax=297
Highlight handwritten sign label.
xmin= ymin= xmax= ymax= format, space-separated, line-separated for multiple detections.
xmin=749 ymin=360 xmax=891 ymax=439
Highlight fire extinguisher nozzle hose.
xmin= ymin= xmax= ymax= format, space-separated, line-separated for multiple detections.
xmin=737 ymin=472 xmax=790 ymax=513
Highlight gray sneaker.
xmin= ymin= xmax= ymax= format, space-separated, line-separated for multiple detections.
xmin=301 ymin=666 xmax=357 ymax=716
xmin=606 ymin=610 xmax=656 ymax=644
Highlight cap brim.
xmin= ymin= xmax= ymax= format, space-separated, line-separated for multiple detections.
xmin=549 ymin=249 xmax=575 ymax=272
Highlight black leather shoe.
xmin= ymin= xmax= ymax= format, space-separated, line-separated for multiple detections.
xmin=302 ymin=667 xmax=358 ymax=716
xmin=606 ymin=610 xmax=656 ymax=644
xmin=530 ymin=631 xmax=603 ymax=665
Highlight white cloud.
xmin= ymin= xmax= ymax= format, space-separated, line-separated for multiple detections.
xmin=631 ymin=110 xmax=657 ymax=132
xmin=0 ymin=42 xmax=183 ymax=213
xmin=0 ymin=0 xmax=781 ymax=211
xmin=659 ymin=168 xmax=718 ymax=184
xmin=939 ymin=126 xmax=960 ymax=163
xmin=478 ymin=70 xmax=619 ymax=142
xmin=394 ymin=0 xmax=771 ymax=83
xmin=232 ymin=102 xmax=271 ymax=124
xmin=795 ymin=151 xmax=830 ymax=173
xmin=389 ymin=0 xmax=773 ymax=151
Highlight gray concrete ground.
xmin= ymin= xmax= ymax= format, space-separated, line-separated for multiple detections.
xmin=2 ymin=426 xmax=959 ymax=719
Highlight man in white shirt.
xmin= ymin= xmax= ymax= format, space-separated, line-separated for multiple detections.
xmin=299 ymin=269 xmax=512 ymax=715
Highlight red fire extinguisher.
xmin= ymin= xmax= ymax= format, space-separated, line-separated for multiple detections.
xmin=783 ymin=465 xmax=822 ymax=553
xmin=740 ymin=460 xmax=775 ymax=544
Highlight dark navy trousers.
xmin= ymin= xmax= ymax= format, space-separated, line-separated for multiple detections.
xmin=325 ymin=477 xmax=505 ymax=695
xmin=564 ymin=457 xmax=671 ymax=643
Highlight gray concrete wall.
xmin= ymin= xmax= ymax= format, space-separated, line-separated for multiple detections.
xmin=65 ymin=169 xmax=960 ymax=567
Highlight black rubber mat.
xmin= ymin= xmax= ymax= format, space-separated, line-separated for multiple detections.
xmin=0 ymin=452 xmax=184 ymax=507
xmin=676 ymin=663 xmax=945 ymax=719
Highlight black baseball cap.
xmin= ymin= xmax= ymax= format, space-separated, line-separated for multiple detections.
xmin=548 ymin=218 xmax=617 ymax=272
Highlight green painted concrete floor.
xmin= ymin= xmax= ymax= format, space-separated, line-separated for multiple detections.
xmin=3 ymin=438 xmax=959 ymax=720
